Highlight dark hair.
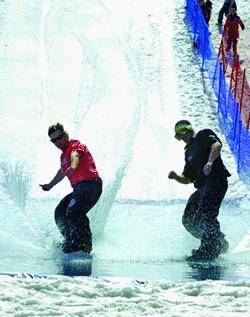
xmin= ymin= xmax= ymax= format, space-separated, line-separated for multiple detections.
xmin=48 ymin=123 xmax=69 ymax=139
xmin=175 ymin=120 xmax=192 ymax=128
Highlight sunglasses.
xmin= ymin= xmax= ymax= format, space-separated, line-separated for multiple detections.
xmin=175 ymin=130 xmax=188 ymax=140
xmin=50 ymin=133 xmax=65 ymax=143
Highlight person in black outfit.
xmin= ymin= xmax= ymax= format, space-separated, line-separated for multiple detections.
xmin=199 ymin=0 xmax=213 ymax=25
xmin=217 ymin=0 xmax=237 ymax=26
xmin=168 ymin=120 xmax=230 ymax=261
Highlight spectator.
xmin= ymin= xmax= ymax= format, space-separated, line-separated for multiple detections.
xmin=200 ymin=0 xmax=213 ymax=25
xmin=217 ymin=0 xmax=237 ymax=26
xmin=224 ymin=7 xmax=245 ymax=54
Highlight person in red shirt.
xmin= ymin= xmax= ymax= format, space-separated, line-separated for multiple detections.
xmin=224 ymin=7 xmax=245 ymax=54
xmin=40 ymin=123 xmax=102 ymax=254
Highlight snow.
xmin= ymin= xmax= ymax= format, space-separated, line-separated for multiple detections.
xmin=0 ymin=0 xmax=249 ymax=316
xmin=0 ymin=275 xmax=249 ymax=316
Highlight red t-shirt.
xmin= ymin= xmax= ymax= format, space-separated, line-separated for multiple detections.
xmin=60 ymin=139 xmax=100 ymax=187
xmin=224 ymin=15 xmax=245 ymax=39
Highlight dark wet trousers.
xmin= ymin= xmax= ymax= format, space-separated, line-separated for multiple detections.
xmin=218 ymin=1 xmax=237 ymax=24
xmin=182 ymin=177 xmax=228 ymax=255
xmin=54 ymin=178 xmax=102 ymax=253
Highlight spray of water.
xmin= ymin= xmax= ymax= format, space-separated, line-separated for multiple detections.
xmin=0 ymin=160 xmax=30 ymax=211
xmin=0 ymin=160 xmax=46 ymax=251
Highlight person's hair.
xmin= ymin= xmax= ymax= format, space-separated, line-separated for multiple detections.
xmin=175 ymin=120 xmax=192 ymax=129
xmin=48 ymin=123 xmax=69 ymax=139
xmin=174 ymin=120 xmax=194 ymax=135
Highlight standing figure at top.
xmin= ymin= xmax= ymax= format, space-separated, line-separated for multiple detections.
xmin=224 ymin=7 xmax=245 ymax=55
xmin=217 ymin=0 xmax=237 ymax=26
xmin=200 ymin=0 xmax=213 ymax=25
xmin=168 ymin=120 xmax=230 ymax=261
xmin=40 ymin=123 xmax=102 ymax=254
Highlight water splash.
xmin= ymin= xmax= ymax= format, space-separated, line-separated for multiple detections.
xmin=0 ymin=160 xmax=49 ymax=249
xmin=0 ymin=160 xmax=30 ymax=210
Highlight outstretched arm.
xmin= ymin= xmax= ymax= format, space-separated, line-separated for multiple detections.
xmin=168 ymin=171 xmax=192 ymax=184
xmin=203 ymin=141 xmax=222 ymax=176
xmin=39 ymin=168 xmax=65 ymax=191
xmin=238 ymin=17 xmax=245 ymax=30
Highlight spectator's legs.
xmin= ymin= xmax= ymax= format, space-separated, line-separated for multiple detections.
xmin=226 ymin=38 xmax=233 ymax=52
xmin=232 ymin=39 xmax=238 ymax=55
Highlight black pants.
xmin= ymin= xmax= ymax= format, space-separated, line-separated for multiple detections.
xmin=54 ymin=178 xmax=102 ymax=253
xmin=218 ymin=1 xmax=237 ymax=24
xmin=182 ymin=177 xmax=228 ymax=252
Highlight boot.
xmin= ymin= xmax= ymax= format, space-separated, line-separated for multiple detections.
xmin=188 ymin=241 xmax=220 ymax=261
xmin=187 ymin=247 xmax=218 ymax=261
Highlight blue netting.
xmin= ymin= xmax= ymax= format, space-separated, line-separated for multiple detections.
xmin=186 ymin=0 xmax=250 ymax=183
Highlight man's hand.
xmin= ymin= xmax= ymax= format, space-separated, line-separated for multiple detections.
xmin=203 ymin=162 xmax=213 ymax=176
xmin=39 ymin=183 xmax=52 ymax=191
xmin=168 ymin=171 xmax=192 ymax=184
xmin=168 ymin=171 xmax=178 ymax=180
